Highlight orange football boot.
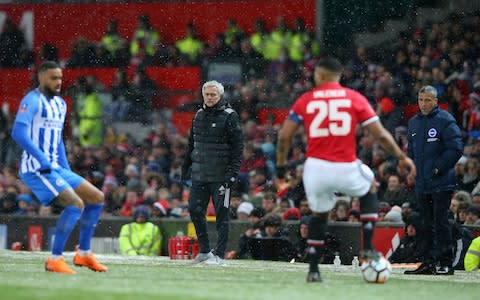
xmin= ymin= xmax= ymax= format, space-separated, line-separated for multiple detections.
xmin=45 ymin=257 xmax=77 ymax=275
xmin=73 ymin=252 xmax=108 ymax=272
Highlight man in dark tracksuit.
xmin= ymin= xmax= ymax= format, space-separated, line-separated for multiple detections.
xmin=405 ymin=85 xmax=463 ymax=275
xmin=182 ymin=80 xmax=243 ymax=266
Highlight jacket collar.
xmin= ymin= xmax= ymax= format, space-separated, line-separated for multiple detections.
xmin=203 ymin=98 xmax=228 ymax=112
xmin=418 ymin=105 xmax=439 ymax=118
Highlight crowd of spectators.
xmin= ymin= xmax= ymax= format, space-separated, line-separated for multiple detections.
xmin=1 ymin=10 xmax=480 ymax=260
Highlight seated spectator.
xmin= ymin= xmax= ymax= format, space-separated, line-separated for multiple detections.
xmin=283 ymin=207 xmax=301 ymax=221
xmin=450 ymin=190 xmax=472 ymax=220
xmin=261 ymin=192 xmax=278 ymax=215
xmin=456 ymin=202 xmax=470 ymax=224
xmin=464 ymin=205 xmax=480 ymax=225
xmin=329 ymin=197 xmax=350 ymax=222
xmin=458 ymin=158 xmax=480 ymax=193
xmin=169 ymin=197 xmax=189 ymax=218
xmin=381 ymin=174 xmax=409 ymax=207
xmin=389 ymin=213 xmax=422 ymax=263
xmin=15 ymin=194 xmax=36 ymax=216
xmin=401 ymin=201 xmax=413 ymax=221
xmin=129 ymin=15 xmax=160 ymax=66
xmin=128 ymin=68 xmax=157 ymax=124
xmin=120 ymin=190 xmax=141 ymax=218
xmin=175 ymin=22 xmax=204 ymax=65
xmin=464 ymin=236 xmax=480 ymax=272
xmin=348 ymin=208 xmax=360 ymax=222
xmin=247 ymin=213 xmax=296 ymax=261
xmin=451 ymin=220 xmax=474 ymax=270
xmin=100 ymin=19 xmax=128 ymax=66
xmin=471 ymin=192 xmax=480 ymax=208
xmin=0 ymin=192 xmax=18 ymax=214
xmin=236 ymin=201 xmax=254 ymax=221
xmin=39 ymin=42 xmax=59 ymax=62
xmin=248 ymin=167 xmax=269 ymax=196
xmin=294 ymin=215 xmax=310 ymax=262
xmin=67 ymin=36 xmax=97 ymax=67
xmin=152 ymin=201 xmax=169 ymax=218
xmin=104 ymin=68 xmax=132 ymax=123
xmin=377 ymin=202 xmax=391 ymax=222
xmin=0 ymin=18 xmax=26 ymax=67
xmin=298 ymin=198 xmax=312 ymax=217
xmin=225 ymin=206 xmax=265 ymax=260
xmin=119 ymin=206 xmax=162 ymax=256
xmin=384 ymin=205 xmax=404 ymax=223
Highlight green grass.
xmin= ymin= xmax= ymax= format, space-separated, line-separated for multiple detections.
xmin=0 ymin=250 xmax=478 ymax=300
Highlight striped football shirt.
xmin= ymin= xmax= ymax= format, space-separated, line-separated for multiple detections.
xmin=14 ymin=89 xmax=67 ymax=173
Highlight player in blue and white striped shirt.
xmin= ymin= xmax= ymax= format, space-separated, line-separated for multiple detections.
xmin=11 ymin=61 xmax=107 ymax=275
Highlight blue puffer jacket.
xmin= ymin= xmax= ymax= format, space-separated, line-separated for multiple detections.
xmin=407 ymin=106 xmax=463 ymax=193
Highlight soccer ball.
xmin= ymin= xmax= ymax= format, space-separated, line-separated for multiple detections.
xmin=360 ymin=256 xmax=392 ymax=284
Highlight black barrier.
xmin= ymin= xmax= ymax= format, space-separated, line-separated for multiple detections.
xmin=0 ymin=215 xmax=362 ymax=262
xmin=1 ymin=215 xmax=478 ymax=264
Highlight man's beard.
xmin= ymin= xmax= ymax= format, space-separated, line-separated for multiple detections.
xmin=43 ymin=86 xmax=60 ymax=98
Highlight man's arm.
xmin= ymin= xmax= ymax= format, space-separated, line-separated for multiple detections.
xmin=276 ymin=119 xmax=300 ymax=179
xmin=11 ymin=98 xmax=52 ymax=172
xmin=226 ymin=111 xmax=243 ymax=181
xmin=434 ymin=120 xmax=463 ymax=174
xmin=276 ymin=119 xmax=299 ymax=167
xmin=57 ymin=138 xmax=71 ymax=170
xmin=365 ymin=120 xmax=416 ymax=178
xmin=181 ymin=119 xmax=195 ymax=181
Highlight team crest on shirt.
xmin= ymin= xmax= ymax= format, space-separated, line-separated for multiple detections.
xmin=20 ymin=103 xmax=27 ymax=113
xmin=427 ymin=128 xmax=439 ymax=142
xmin=56 ymin=179 xmax=65 ymax=187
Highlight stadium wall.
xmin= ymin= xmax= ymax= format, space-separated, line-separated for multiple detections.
xmin=2 ymin=215 xmax=479 ymax=262
xmin=0 ymin=0 xmax=315 ymax=60
xmin=0 ymin=214 xmax=390 ymax=263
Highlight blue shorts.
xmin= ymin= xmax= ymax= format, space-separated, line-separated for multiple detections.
xmin=20 ymin=168 xmax=84 ymax=206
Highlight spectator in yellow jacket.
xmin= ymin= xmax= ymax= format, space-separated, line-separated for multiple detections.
xmin=464 ymin=236 xmax=480 ymax=272
xmin=119 ymin=205 xmax=162 ymax=256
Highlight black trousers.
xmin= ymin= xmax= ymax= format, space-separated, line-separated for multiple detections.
xmin=417 ymin=191 xmax=453 ymax=266
xmin=188 ymin=181 xmax=230 ymax=258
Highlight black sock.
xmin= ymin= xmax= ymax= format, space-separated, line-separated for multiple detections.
xmin=359 ymin=191 xmax=378 ymax=251
xmin=308 ymin=246 xmax=320 ymax=272
xmin=362 ymin=221 xmax=375 ymax=250
xmin=307 ymin=214 xmax=328 ymax=273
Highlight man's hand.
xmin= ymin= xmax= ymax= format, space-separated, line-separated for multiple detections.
xmin=224 ymin=177 xmax=236 ymax=189
xmin=397 ymin=157 xmax=416 ymax=179
xmin=38 ymin=161 xmax=52 ymax=174
xmin=39 ymin=168 xmax=52 ymax=174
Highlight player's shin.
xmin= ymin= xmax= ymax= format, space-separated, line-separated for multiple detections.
xmin=359 ymin=192 xmax=378 ymax=253
xmin=53 ymin=206 xmax=82 ymax=256
xmin=78 ymin=203 xmax=103 ymax=253
xmin=307 ymin=213 xmax=328 ymax=272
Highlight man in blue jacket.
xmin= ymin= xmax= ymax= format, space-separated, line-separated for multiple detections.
xmin=404 ymin=85 xmax=463 ymax=275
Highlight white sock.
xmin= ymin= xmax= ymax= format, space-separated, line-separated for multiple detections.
xmin=78 ymin=249 xmax=91 ymax=256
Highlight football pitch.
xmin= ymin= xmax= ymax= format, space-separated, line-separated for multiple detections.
xmin=0 ymin=250 xmax=478 ymax=300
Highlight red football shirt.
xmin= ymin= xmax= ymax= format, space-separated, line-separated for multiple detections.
xmin=290 ymin=82 xmax=378 ymax=162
